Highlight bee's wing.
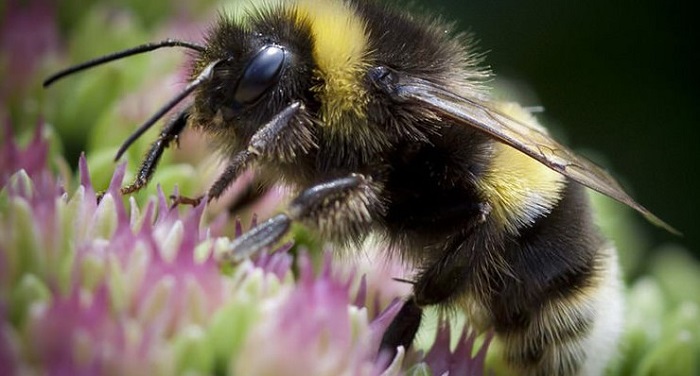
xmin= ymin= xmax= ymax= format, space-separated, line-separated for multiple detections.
xmin=389 ymin=75 xmax=678 ymax=234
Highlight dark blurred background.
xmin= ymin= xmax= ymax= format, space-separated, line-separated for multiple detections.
xmin=422 ymin=0 xmax=697 ymax=255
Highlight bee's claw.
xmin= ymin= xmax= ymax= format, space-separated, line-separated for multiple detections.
xmin=96 ymin=190 xmax=106 ymax=203
xmin=169 ymin=193 xmax=204 ymax=208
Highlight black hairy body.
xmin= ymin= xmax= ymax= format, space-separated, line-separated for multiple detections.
xmin=194 ymin=4 xmax=612 ymax=374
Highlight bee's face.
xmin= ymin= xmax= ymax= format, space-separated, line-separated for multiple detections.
xmin=191 ymin=18 xmax=315 ymax=141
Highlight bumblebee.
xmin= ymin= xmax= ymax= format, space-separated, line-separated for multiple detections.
xmin=45 ymin=0 xmax=676 ymax=374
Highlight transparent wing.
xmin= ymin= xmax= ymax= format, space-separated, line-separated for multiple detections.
xmin=389 ymin=75 xmax=678 ymax=234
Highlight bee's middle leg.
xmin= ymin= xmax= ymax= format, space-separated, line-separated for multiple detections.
xmin=221 ymin=173 xmax=384 ymax=262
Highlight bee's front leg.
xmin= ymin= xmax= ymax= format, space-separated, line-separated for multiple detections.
xmin=221 ymin=173 xmax=385 ymax=262
xmin=172 ymin=101 xmax=314 ymax=207
xmin=119 ymin=106 xmax=191 ymax=196
xmin=210 ymin=100 xmax=316 ymax=198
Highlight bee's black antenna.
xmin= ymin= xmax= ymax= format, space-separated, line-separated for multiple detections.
xmin=114 ymin=60 xmax=221 ymax=161
xmin=43 ymin=39 xmax=206 ymax=87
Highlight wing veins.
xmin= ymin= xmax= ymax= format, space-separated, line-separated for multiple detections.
xmin=391 ymin=76 xmax=678 ymax=234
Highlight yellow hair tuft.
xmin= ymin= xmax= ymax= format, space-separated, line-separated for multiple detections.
xmin=477 ymin=103 xmax=566 ymax=233
xmin=293 ymin=0 xmax=370 ymax=124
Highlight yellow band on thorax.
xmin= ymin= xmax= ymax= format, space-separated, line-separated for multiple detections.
xmin=292 ymin=0 xmax=370 ymax=124
xmin=476 ymin=103 xmax=566 ymax=233
xmin=226 ymin=0 xmax=371 ymax=126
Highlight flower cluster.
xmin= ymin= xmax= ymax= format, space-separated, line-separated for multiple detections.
xmin=0 ymin=124 xmax=492 ymax=375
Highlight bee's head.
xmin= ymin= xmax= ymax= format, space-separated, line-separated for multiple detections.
xmin=43 ymin=10 xmax=316 ymax=160
xmin=189 ymin=14 xmax=315 ymax=143
xmin=43 ymin=0 xmax=375 ymax=161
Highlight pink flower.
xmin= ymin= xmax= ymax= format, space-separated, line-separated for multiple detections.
xmin=1 ymin=121 xmax=491 ymax=375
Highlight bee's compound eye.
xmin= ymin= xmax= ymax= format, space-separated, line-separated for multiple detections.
xmin=234 ymin=46 xmax=286 ymax=104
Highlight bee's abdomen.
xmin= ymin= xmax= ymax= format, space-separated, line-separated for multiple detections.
xmin=486 ymin=182 xmax=624 ymax=375
xmin=498 ymin=243 xmax=623 ymax=375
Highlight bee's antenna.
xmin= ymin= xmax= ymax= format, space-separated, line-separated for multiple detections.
xmin=43 ymin=39 xmax=206 ymax=87
xmin=114 ymin=60 xmax=221 ymax=161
